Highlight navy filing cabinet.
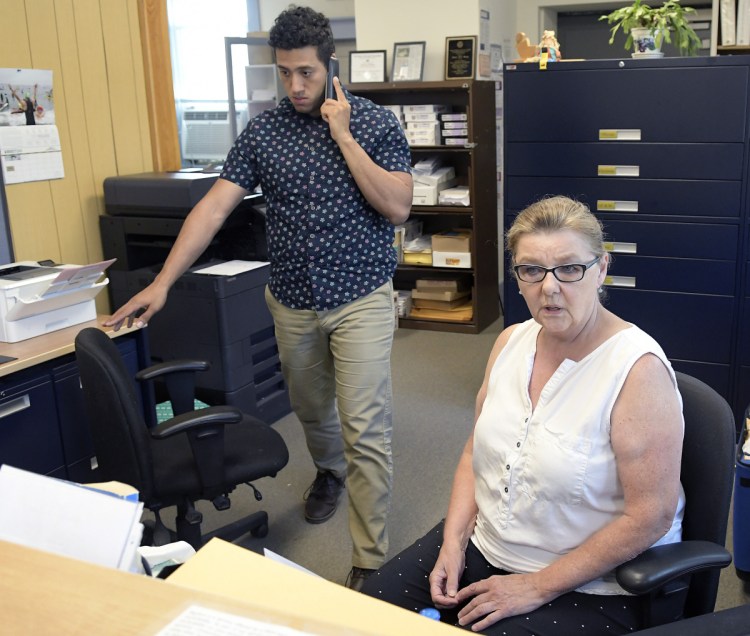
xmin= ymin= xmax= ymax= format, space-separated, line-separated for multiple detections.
xmin=503 ymin=56 xmax=750 ymax=426
xmin=0 ymin=328 xmax=149 ymax=482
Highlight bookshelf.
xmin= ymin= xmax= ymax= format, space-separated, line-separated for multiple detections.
xmin=713 ymin=0 xmax=750 ymax=54
xmin=351 ymin=80 xmax=499 ymax=334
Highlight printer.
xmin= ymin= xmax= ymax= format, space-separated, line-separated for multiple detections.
xmin=100 ymin=171 xmax=289 ymax=423
xmin=0 ymin=260 xmax=113 ymax=343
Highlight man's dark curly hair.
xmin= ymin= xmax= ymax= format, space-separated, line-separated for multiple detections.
xmin=268 ymin=6 xmax=335 ymax=66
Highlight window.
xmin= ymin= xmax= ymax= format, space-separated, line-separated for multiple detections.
xmin=167 ymin=0 xmax=258 ymax=166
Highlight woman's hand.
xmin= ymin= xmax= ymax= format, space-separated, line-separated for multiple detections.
xmin=429 ymin=544 xmax=466 ymax=609
xmin=454 ymin=572 xmax=550 ymax=632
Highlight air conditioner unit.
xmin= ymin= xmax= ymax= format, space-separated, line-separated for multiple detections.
xmin=181 ymin=108 xmax=247 ymax=162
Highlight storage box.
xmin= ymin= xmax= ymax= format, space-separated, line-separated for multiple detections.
xmin=431 ymin=251 xmax=472 ymax=268
xmin=411 ymin=288 xmax=470 ymax=302
xmin=402 ymin=250 xmax=432 ymax=266
xmin=414 ymin=166 xmax=456 ymax=188
xmin=415 ymin=278 xmax=468 ymax=293
xmin=412 ymin=184 xmax=439 ymax=206
xmin=432 ymin=230 xmax=472 ymax=253
xmin=413 ymin=297 xmax=471 ymax=310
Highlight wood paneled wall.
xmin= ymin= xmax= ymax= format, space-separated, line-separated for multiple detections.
xmin=0 ymin=0 xmax=177 ymax=310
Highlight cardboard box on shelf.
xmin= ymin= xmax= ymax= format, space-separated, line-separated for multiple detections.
xmin=412 ymin=184 xmax=440 ymax=206
xmin=413 ymin=166 xmax=456 ymax=188
xmin=403 ymin=250 xmax=432 ymax=266
xmin=432 ymin=230 xmax=472 ymax=253
xmin=411 ymin=288 xmax=470 ymax=302
xmin=415 ymin=278 xmax=469 ymax=293
xmin=413 ymin=297 xmax=472 ymax=310
xmin=410 ymin=301 xmax=473 ymax=322
xmin=432 ymin=251 xmax=471 ymax=268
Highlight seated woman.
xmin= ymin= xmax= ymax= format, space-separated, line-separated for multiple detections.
xmin=361 ymin=196 xmax=684 ymax=635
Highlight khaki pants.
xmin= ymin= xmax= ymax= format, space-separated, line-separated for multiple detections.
xmin=265 ymin=282 xmax=394 ymax=569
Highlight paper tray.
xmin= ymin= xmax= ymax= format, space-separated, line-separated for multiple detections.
xmin=5 ymin=280 xmax=108 ymax=322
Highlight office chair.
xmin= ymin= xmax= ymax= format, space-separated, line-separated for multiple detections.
xmin=74 ymin=327 xmax=289 ymax=551
xmin=616 ymin=371 xmax=735 ymax=628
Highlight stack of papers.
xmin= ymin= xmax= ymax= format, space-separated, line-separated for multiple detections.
xmin=0 ymin=465 xmax=144 ymax=572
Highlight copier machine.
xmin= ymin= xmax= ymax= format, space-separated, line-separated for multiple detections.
xmin=100 ymin=171 xmax=290 ymax=424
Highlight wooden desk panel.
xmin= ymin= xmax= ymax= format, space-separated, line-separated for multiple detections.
xmin=0 ymin=540 xmax=460 ymax=635
xmin=0 ymin=316 xmax=140 ymax=377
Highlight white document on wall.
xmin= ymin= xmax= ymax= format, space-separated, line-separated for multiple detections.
xmin=0 ymin=465 xmax=143 ymax=571
xmin=0 ymin=124 xmax=64 ymax=184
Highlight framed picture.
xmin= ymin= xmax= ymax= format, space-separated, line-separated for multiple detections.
xmin=349 ymin=50 xmax=387 ymax=83
xmin=391 ymin=41 xmax=426 ymax=82
xmin=445 ymin=36 xmax=477 ymax=80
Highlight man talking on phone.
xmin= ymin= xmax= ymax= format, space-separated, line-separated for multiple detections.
xmin=105 ymin=5 xmax=412 ymax=591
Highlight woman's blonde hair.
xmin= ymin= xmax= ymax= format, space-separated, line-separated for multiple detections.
xmin=506 ymin=196 xmax=606 ymax=265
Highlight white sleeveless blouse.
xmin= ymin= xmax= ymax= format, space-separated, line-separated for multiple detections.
xmin=471 ymin=319 xmax=685 ymax=595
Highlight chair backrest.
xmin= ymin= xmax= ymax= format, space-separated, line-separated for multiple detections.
xmin=674 ymin=371 xmax=736 ymax=617
xmin=74 ymin=328 xmax=156 ymax=501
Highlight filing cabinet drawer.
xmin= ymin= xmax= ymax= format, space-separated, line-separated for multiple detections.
xmin=0 ymin=376 xmax=64 ymax=475
xmin=506 ymin=176 xmax=742 ymax=218
xmin=740 ymin=297 xmax=750 ymax=365
xmin=602 ymin=220 xmax=739 ymax=260
xmin=506 ymin=143 xmax=744 ymax=181
xmin=606 ymin=288 xmax=734 ymax=364
xmin=670 ymin=359 xmax=732 ymax=402
xmin=505 ymin=65 xmax=749 ymax=143
xmin=606 ymin=256 xmax=734 ymax=295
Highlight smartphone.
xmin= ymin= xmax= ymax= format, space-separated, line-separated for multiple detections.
xmin=326 ymin=56 xmax=339 ymax=100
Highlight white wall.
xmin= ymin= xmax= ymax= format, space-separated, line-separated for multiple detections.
xmin=354 ymin=0 xmax=482 ymax=81
xmin=516 ymin=0 xmax=624 ymax=44
xmin=258 ymin=1 xmax=627 ymax=73
xmin=259 ymin=0 xmax=355 ymax=29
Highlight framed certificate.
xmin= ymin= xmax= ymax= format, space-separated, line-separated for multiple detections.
xmin=391 ymin=41 xmax=426 ymax=82
xmin=445 ymin=36 xmax=476 ymax=80
xmin=349 ymin=50 xmax=387 ymax=83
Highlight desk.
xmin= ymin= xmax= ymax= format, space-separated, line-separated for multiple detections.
xmin=0 ymin=316 xmax=145 ymax=377
xmin=0 ymin=539 xmax=463 ymax=635
xmin=0 ymin=317 xmax=151 ymax=482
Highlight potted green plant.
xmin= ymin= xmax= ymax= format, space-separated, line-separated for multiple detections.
xmin=600 ymin=0 xmax=702 ymax=57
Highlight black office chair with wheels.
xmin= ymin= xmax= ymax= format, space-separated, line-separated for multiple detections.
xmin=616 ymin=371 xmax=736 ymax=629
xmin=74 ymin=327 xmax=289 ymax=550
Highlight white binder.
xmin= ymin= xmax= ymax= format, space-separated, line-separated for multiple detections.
xmin=721 ymin=0 xmax=737 ymax=45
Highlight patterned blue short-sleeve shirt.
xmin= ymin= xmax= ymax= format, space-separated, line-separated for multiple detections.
xmin=220 ymin=91 xmax=411 ymax=311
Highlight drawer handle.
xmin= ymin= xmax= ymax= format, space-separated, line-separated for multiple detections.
xmin=597 ymin=200 xmax=639 ymax=213
xmin=0 ymin=394 xmax=31 ymax=419
xmin=599 ymin=129 xmax=642 ymax=141
xmin=603 ymin=242 xmax=637 ymax=254
xmin=604 ymin=275 xmax=636 ymax=288
xmin=598 ymin=165 xmax=640 ymax=177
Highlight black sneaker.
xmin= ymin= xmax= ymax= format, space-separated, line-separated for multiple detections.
xmin=345 ymin=566 xmax=376 ymax=592
xmin=303 ymin=470 xmax=345 ymax=524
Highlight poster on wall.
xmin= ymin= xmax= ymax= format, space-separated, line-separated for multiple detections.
xmin=0 ymin=68 xmax=64 ymax=184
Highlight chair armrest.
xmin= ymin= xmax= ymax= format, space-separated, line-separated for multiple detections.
xmin=135 ymin=359 xmax=210 ymax=382
xmin=151 ymin=405 xmax=242 ymax=439
xmin=615 ymin=540 xmax=732 ymax=595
